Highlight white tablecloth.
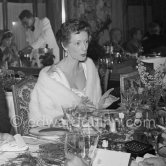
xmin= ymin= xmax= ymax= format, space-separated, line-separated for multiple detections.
xmin=141 ymin=57 xmax=166 ymax=69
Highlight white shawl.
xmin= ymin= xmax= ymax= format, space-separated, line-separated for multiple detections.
xmin=29 ymin=58 xmax=101 ymax=125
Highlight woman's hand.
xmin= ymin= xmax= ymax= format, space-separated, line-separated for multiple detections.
xmin=80 ymin=97 xmax=95 ymax=109
xmin=139 ymin=157 xmax=166 ymax=166
xmin=98 ymin=88 xmax=119 ymax=109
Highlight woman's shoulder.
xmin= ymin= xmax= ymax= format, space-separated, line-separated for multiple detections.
xmin=39 ymin=65 xmax=63 ymax=80
xmin=86 ymin=57 xmax=95 ymax=65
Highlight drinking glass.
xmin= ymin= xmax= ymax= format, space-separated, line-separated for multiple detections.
xmin=64 ymin=132 xmax=99 ymax=165
xmin=64 ymin=132 xmax=85 ymax=158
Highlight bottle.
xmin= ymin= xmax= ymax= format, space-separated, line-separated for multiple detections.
xmin=44 ymin=44 xmax=48 ymax=54
xmin=110 ymin=117 xmax=117 ymax=133
xmin=102 ymin=140 xmax=108 ymax=149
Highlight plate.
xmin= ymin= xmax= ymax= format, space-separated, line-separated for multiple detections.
xmin=0 ymin=141 xmax=28 ymax=152
xmin=29 ymin=126 xmax=68 ymax=138
xmin=158 ymin=145 xmax=166 ymax=157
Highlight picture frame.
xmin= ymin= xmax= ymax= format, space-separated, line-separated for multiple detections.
xmin=120 ymin=71 xmax=141 ymax=92
xmin=120 ymin=71 xmax=142 ymax=103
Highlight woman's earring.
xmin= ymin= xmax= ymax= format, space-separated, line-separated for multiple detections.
xmin=64 ymin=51 xmax=68 ymax=57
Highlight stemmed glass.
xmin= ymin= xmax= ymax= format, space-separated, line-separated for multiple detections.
xmin=64 ymin=132 xmax=99 ymax=166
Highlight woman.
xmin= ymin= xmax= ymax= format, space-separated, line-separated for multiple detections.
xmin=0 ymin=30 xmax=20 ymax=68
xmin=29 ymin=19 xmax=118 ymax=126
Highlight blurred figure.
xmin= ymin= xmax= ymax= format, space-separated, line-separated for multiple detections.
xmin=124 ymin=27 xmax=143 ymax=54
xmin=142 ymin=22 xmax=166 ymax=55
xmin=0 ymin=30 xmax=20 ymax=68
xmin=19 ymin=10 xmax=59 ymax=67
xmin=109 ymin=28 xmax=124 ymax=53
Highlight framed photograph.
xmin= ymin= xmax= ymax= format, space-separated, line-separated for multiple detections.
xmin=120 ymin=71 xmax=143 ymax=103
xmin=120 ymin=71 xmax=141 ymax=92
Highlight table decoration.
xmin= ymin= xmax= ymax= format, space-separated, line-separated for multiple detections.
xmin=64 ymin=132 xmax=99 ymax=165
xmin=0 ymin=69 xmax=25 ymax=91
xmin=29 ymin=126 xmax=68 ymax=141
xmin=137 ymin=58 xmax=165 ymax=111
xmin=3 ymin=140 xmax=65 ymax=166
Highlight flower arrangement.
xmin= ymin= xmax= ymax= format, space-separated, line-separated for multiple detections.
xmin=120 ymin=59 xmax=165 ymax=115
xmin=0 ymin=69 xmax=25 ymax=91
xmin=137 ymin=59 xmax=165 ymax=110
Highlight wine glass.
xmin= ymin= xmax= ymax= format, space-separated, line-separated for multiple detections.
xmin=64 ymin=132 xmax=86 ymax=161
xmin=64 ymin=132 xmax=99 ymax=166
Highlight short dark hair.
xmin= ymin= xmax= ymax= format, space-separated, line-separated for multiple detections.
xmin=19 ymin=10 xmax=33 ymax=20
xmin=56 ymin=19 xmax=91 ymax=47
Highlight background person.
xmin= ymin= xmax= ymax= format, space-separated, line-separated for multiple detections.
xmin=29 ymin=19 xmax=118 ymax=126
xmin=109 ymin=28 xmax=124 ymax=53
xmin=19 ymin=10 xmax=60 ymax=67
xmin=142 ymin=22 xmax=166 ymax=55
xmin=0 ymin=30 xmax=20 ymax=68
xmin=124 ymin=27 xmax=143 ymax=55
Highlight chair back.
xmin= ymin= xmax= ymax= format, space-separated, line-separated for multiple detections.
xmin=12 ymin=76 xmax=37 ymax=135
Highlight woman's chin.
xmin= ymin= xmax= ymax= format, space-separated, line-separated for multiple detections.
xmin=80 ymin=56 xmax=87 ymax=62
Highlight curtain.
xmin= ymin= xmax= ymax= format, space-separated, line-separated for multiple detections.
xmin=46 ymin=0 xmax=61 ymax=35
xmin=8 ymin=3 xmax=33 ymax=50
xmin=0 ymin=3 xmax=3 ymax=30
xmin=38 ymin=2 xmax=46 ymax=19
xmin=46 ymin=0 xmax=62 ymax=59
xmin=65 ymin=0 xmax=112 ymax=46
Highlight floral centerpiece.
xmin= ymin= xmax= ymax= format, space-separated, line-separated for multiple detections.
xmin=0 ymin=69 xmax=25 ymax=91
xmin=137 ymin=59 xmax=165 ymax=110
xmin=119 ymin=59 xmax=166 ymax=130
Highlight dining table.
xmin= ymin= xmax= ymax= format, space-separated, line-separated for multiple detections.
xmin=0 ymin=107 xmax=164 ymax=166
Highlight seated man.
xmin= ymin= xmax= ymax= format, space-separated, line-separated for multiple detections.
xmin=124 ymin=27 xmax=143 ymax=55
xmin=142 ymin=22 xmax=166 ymax=56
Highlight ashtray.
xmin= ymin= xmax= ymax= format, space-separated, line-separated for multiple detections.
xmin=125 ymin=140 xmax=155 ymax=157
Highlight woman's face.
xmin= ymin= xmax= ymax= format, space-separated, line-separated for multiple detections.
xmin=65 ymin=31 xmax=89 ymax=62
xmin=2 ymin=37 xmax=12 ymax=47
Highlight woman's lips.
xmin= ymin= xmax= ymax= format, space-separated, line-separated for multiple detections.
xmin=81 ymin=53 xmax=87 ymax=57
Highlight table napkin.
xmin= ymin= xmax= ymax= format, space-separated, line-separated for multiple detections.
xmin=92 ymin=149 xmax=130 ymax=166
